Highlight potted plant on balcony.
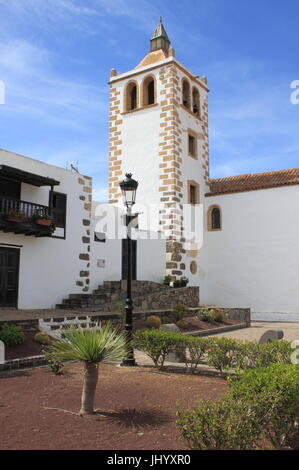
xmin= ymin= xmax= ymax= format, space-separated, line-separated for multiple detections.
xmin=180 ymin=276 xmax=189 ymax=287
xmin=173 ymin=279 xmax=182 ymax=288
xmin=6 ymin=209 xmax=26 ymax=223
xmin=32 ymin=210 xmax=54 ymax=227
xmin=163 ymin=275 xmax=172 ymax=286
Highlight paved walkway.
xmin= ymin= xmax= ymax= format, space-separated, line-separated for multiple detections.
xmin=212 ymin=321 xmax=299 ymax=342
xmin=252 ymin=312 xmax=299 ymax=322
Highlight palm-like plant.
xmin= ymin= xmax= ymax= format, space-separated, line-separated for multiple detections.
xmin=50 ymin=323 xmax=129 ymax=415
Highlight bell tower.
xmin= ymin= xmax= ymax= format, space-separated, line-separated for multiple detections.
xmin=108 ymin=18 xmax=210 ymax=283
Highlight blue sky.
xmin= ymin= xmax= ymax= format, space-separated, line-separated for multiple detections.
xmin=0 ymin=0 xmax=298 ymax=201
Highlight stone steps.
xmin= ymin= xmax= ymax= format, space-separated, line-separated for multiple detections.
xmin=56 ymin=281 xmax=199 ymax=312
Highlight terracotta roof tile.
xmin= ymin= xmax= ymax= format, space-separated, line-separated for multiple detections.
xmin=207 ymin=168 xmax=299 ymax=196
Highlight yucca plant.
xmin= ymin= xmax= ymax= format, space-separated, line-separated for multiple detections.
xmin=50 ymin=323 xmax=129 ymax=415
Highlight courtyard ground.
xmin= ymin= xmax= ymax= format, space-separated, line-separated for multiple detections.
xmin=212 ymin=321 xmax=299 ymax=342
xmin=0 ymin=362 xmax=227 ymax=450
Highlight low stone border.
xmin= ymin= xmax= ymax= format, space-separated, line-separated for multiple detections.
xmin=183 ymin=322 xmax=248 ymax=337
xmin=0 ymin=354 xmax=47 ymax=372
xmin=0 ymin=319 xmax=39 ymax=331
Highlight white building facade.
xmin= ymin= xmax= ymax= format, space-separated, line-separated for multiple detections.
xmin=1 ymin=19 xmax=299 ymax=319
xmin=0 ymin=149 xmax=165 ymax=309
xmin=107 ymin=19 xmax=299 ymax=318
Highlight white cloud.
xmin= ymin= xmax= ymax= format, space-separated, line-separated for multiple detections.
xmin=0 ymin=38 xmax=108 ymax=130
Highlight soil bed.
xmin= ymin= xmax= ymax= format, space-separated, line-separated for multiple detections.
xmin=133 ymin=316 xmax=238 ymax=333
xmin=0 ymin=362 xmax=227 ymax=450
xmin=4 ymin=316 xmax=240 ymax=361
xmin=5 ymin=331 xmax=44 ymax=360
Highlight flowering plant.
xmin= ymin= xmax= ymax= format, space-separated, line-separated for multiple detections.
xmin=6 ymin=209 xmax=26 ymax=220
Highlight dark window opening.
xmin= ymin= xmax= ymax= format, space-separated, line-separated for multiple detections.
xmin=182 ymin=80 xmax=190 ymax=108
xmin=192 ymin=88 xmax=200 ymax=116
xmin=130 ymin=85 xmax=137 ymax=110
xmin=189 ymin=184 xmax=197 ymax=205
xmin=188 ymin=135 xmax=196 ymax=157
xmin=52 ymin=192 xmax=67 ymax=229
xmin=147 ymin=80 xmax=155 ymax=105
xmin=211 ymin=208 xmax=221 ymax=230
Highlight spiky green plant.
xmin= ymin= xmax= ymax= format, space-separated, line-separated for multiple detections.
xmin=50 ymin=323 xmax=129 ymax=415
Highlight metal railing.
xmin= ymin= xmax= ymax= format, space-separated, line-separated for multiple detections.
xmin=0 ymin=196 xmax=50 ymax=219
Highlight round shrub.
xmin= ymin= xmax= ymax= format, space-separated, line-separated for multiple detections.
xmin=177 ymin=364 xmax=299 ymax=450
xmin=177 ymin=396 xmax=263 ymax=450
xmin=34 ymin=332 xmax=51 ymax=345
xmin=0 ymin=324 xmax=24 ymax=347
xmin=228 ymin=364 xmax=299 ymax=449
xmin=210 ymin=309 xmax=224 ymax=322
xmin=176 ymin=320 xmax=188 ymax=330
xmin=133 ymin=329 xmax=185 ymax=369
xmin=174 ymin=304 xmax=189 ymax=321
xmin=145 ymin=315 xmax=161 ymax=329
xmin=197 ymin=309 xmax=213 ymax=323
xmin=160 ymin=316 xmax=172 ymax=324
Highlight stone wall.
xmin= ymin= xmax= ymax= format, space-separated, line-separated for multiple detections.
xmin=132 ymin=286 xmax=199 ymax=310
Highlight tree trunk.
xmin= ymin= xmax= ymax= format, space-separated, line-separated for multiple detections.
xmin=80 ymin=362 xmax=99 ymax=415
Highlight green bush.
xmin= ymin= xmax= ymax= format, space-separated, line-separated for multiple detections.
xmin=160 ymin=315 xmax=172 ymax=324
xmin=43 ymin=348 xmax=64 ymax=375
xmin=173 ymin=304 xmax=189 ymax=321
xmin=177 ymin=364 xmax=299 ymax=450
xmin=197 ymin=309 xmax=213 ymax=323
xmin=145 ymin=315 xmax=161 ymax=329
xmin=232 ymin=340 xmax=292 ymax=371
xmin=206 ymin=337 xmax=242 ymax=372
xmin=133 ymin=329 xmax=293 ymax=375
xmin=176 ymin=396 xmax=264 ymax=450
xmin=183 ymin=336 xmax=213 ymax=373
xmin=133 ymin=329 xmax=185 ymax=369
xmin=0 ymin=324 xmax=24 ymax=347
xmin=210 ymin=309 xmax=224 ymax=322
xmin=228 ymin=363 xmax=299 ymax=449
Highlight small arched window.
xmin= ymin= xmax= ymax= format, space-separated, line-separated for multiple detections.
xmin=192 ymin=87 xmax=200 ymax=116
xmin=125 ymin=81 xmax=138 ymax=111
xmin=182 ymin=79 xmax=191 ymax=109
xmin=208 ymin=205 xmax=222 ymax=231
xmin=142 ymin=76 xmax=155 ymax=106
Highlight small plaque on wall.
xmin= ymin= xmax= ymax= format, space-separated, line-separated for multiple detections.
xmin=97 ymin=259 xmax=105 ymax=268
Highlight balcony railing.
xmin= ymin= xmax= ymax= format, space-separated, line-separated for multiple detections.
xmin=0 ymin=196 xmax=54 ymax=237
xmin=0 ymin=196 xmax=51 ymax=218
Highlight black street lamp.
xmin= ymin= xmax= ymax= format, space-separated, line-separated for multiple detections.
xmin=119 ymin=173 xmax=139 ymax=367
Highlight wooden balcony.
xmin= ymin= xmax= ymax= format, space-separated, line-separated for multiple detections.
xmin=0 ymin=197 xmax=55 ymax=237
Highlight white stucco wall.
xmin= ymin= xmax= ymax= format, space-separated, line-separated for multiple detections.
xmin=90 ymin=203 xmax=166 ymax=288
xmin=200 ymin=185 xmax=299 ymax=315
xmin=175 ymin=67 xmax=209 ymax=285
xmin=111 ymin=67 xmax=164 ymax=233
xmin=0 ymin=149 xmax=91 ymax=309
